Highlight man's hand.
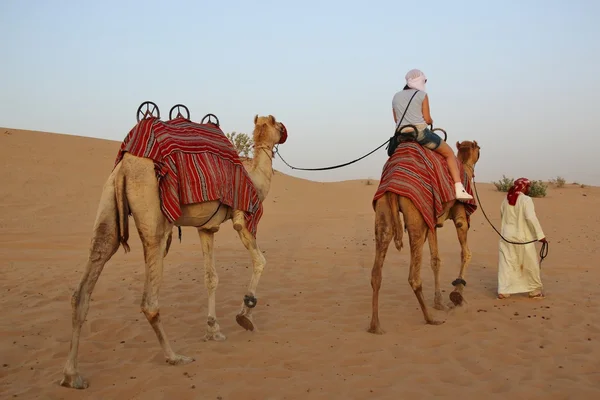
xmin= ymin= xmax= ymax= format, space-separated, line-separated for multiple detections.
xmin=539 ymin=238 xmax=548 ymax=243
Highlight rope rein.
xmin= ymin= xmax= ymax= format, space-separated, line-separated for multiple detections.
xmin=274 ymin=139 xmax=390 ymax=171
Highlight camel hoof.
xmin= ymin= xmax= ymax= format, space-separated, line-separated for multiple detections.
xmin=60 ymin=373 xmax=89 ymax=389
xmin=427 ymin=320 xmax=445 ymax=326
xmin=166 ymin=354 xmax=195 ymax=365
xmin=367 ymin=326 xmax=385 ymax=335
xmin=236 ymin=314 xmax=255 ymax=331
xmin=450 ymin=291 xmax=464 ymax=306
xmin=203 ymin=331 xmax=227 ymax=342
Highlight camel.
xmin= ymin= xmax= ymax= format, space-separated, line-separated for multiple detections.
xmin=60 ymin=114 xmax=287 ymax=389
xmin=368 ymin=140 xmax=480 ymax=332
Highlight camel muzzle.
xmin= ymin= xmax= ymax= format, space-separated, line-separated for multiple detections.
xmin=278 ymin=123 xmax=288 ymax=144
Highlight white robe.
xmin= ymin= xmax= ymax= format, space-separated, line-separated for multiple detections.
xmin=497 ymin=194 xmax=545 ymax=295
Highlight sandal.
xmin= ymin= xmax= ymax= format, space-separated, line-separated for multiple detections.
xmin=497 ymin=294 xmax=510 ymax=299
xmin=529 ymin=293 xmax=545 ymax=299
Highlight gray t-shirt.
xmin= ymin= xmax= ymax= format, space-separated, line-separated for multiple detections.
xmin=392 ymin=89 xmax=427 ymax=128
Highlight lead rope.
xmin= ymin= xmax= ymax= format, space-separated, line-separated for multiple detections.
xmin=274 ymin=138 xmax=390 ymax=171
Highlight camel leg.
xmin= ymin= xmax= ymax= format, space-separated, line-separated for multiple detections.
xmin=401 ymin=198 xmax=443 ymax=325
xmin=234 ymin=225 xmax=266 ymax=332
xmin=136 ymin=221 xmax=193 ymax=364
xmin=368 ymin=196 xmax=394 ymax=334
xmin=198 ymin=230 xmax=226 ymax=341
xmin=450 ymin=205 xmax=471 ymax=306
xmin=139 ymin=226 xmax=194 ymax=363
xmin=427 ymin=230 xmax=445 ymax=310
xmin=124 ymin=158 xmax=193 ymax=365
xmin=61 ymin=173 xmax=120 ymax=389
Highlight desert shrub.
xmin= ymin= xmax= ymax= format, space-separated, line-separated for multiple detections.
xmin=365 ymin=179 xmax=374 ymax=186
xmin=528 ymin=180 xmax=547 ymax=198
xmin=226 ymin=131 xmax=253 ymax=157
xmin=493 ymin=175 xmax=514 ymax=192
xmin=493 ymin=175 xmax=547 ymax=198
xmin=550 ymin=176 xmax=566 ymax=188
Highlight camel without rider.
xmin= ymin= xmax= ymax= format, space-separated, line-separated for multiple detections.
xmin=368 ymin=140 xmax=481 ymax=332
xmin=60 ymin=114 xmax=286 ymax=389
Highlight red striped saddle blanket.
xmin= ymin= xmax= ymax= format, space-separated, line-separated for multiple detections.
xmin=372 ymin=142 xmax=477 ymax=232
xmin=114 ymin=117 xmax=263 ymax=237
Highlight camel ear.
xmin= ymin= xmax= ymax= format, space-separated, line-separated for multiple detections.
xmin=268 ymin=115 xmax=276 ymax=125
xmin=456 ymin=141 xmax=461 ymax=150
xmin=254 ymin=114 xmax=258 ymax=124
xmin=473 ymin=140 xmax=479 ymax=148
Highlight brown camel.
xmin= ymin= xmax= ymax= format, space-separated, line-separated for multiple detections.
xmin=368 ymin=140 xmax=480 ymax=332
xmin=60 ymin=115 xmax=286 ymax=389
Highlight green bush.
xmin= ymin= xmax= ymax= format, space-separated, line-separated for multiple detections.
xmin=493 ymin=175 xmax=547 ymax=198
xmin=528 ymin=180 xmax=547 ymax=198
xmin=550 ymin=176 xmax=566 ymax=188
xmin=226 ymin=131 xmax=253 ymax=158
xmin=493 ymin=175 xmax=514 ymax=192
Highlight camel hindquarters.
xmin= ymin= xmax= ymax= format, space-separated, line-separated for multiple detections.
xmin=61 ymin=165 xmax=122 ymax=389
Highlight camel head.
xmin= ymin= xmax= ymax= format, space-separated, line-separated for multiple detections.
xmin=253 ymin=115 xmax=288 ymax=149
xmin=456 ymin=140 xmax=480 ymax=168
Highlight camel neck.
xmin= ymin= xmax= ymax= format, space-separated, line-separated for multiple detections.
xmin=248 ymin=145 xmax=274 ymax=202
xmin=462 ymin=162 xmax=475 ymax=180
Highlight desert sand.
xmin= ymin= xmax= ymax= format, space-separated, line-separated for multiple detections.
xmin=1 ymin=126 xmax=599 ymax=400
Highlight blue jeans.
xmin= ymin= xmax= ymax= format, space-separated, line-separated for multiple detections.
xmin=416 ymin=127 xmax=442 ymax=150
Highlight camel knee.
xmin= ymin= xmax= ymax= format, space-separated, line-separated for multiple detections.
xmin=408 ymin=277 xmax=422 ymax=291
xmin=454 ymin=218 xmax=465 ymax=228
xmin=462 ymin=249 xmax=472 ymax=263
xmin=141 ymin=304 xmax=160 ymax=323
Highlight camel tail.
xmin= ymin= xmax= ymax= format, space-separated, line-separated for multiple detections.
xmin=388 ymin=193 xmax=404 ymax=251
xmin=114 ymin=168 xmax=131 ymax=253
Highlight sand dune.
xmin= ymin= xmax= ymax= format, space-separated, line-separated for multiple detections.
xmin=1 ymin=126 xmax=600 ymax=399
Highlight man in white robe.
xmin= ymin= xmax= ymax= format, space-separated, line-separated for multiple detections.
xmin=497 ymin=178 xmax=547 ymax=299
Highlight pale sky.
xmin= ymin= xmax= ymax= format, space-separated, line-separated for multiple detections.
xmin=1 ymin=0 xmax=599 ymax=184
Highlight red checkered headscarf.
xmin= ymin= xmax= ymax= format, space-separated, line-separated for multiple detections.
xmin=507 ymin=177 xmax=531 ymax=206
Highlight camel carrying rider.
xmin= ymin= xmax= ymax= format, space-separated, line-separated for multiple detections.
xmin=391 ymin=69 xmax=473 ymax=201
